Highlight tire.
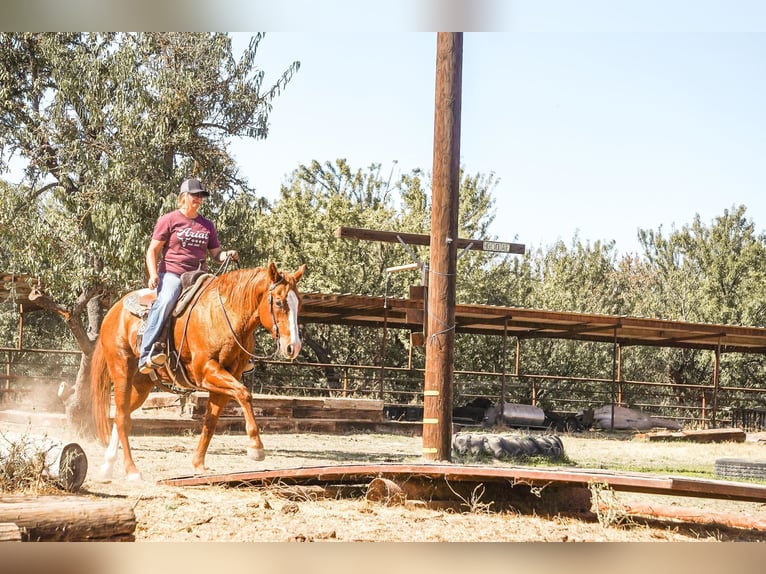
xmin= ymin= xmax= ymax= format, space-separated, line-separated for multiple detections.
xmin=452 ymin=432 xmax=565 ymax=461
xmin=517 ymin=436 xmax=539 ymax=456
xmin=714 ymin=458 xmax=766 ymax=481
xmin=483 ymin=435 xmax=505 ymax=458
xmin=452 ymin=433 xmax=470 ymax=456
xmin=468 ymin=434 xmax=486 ymax=456
xmin=499 ymin=436 xmax=524 ymax=458
xmin=535 ymin=435 xmax=564 ymax=457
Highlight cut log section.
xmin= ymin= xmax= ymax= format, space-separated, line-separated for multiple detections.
xmin=0 ymin=522 xmax=22 ymax=542
xmin=0 ymin=495 xmax=136 ymax=541
xmin=365 ymin=478 xmax=406 ymax=506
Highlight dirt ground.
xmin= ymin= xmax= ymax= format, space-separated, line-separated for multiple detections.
xmin=5 ymin=419 xmax=765 ymax=543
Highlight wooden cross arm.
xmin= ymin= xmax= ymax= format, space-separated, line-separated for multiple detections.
xmin=334 ymin=226 xmax=525 ymax=255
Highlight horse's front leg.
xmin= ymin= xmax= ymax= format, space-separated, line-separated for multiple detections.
xmin=197 ymin=361 xmax=265 ymax=467
xmin=192 ymin=391 xmax=228 ymax=474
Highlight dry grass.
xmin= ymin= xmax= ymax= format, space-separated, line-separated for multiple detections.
xmin=0 ymin=430 xmax=66 ymax=494
xmin=3 ymin=422 xmax=766 ymax=542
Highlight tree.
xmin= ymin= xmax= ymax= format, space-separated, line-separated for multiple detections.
xmin=260 ymin=160 xmax=518 ymax=402
xmin=0 ymin=32 xmax=299 ymax=434
xmin=634 ymin=205 xmax=766 ymax=408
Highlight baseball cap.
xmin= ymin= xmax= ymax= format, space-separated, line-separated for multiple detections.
xmin=180 ymin=178 xmax=210 ymax=197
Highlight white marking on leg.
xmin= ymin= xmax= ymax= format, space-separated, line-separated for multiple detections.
xmin=286 ymin=290 xmax=302 ymax=356
xmin=100 ymin=423 xmax=119 ymax=479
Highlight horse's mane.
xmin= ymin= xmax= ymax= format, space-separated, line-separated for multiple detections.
xmin=212 ymin=267 xmax=268 ymax=311
xmin=211 ymin=265 xmax=299 ymax=311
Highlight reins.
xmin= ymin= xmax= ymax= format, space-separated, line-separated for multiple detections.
xmin=216 ymin=269 xmax=286 ymax=361
xmin=174 ymin=254 xmax=237 ymax=368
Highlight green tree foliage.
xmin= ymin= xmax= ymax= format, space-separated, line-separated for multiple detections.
xmin=634 ymin=205 xmax=766 ymax=410
xmin=0 ymin=32 xmax=298 ymax=430
xmin=259 ymin=160 xmax=515 ymax=400
xmin=2 ymin=30 xmax=766 ymax=423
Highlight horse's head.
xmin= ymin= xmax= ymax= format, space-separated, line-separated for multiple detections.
xmin=258 ymin=262 xmax=306 ymax=360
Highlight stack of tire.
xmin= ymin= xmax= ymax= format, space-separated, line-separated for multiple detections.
xmin=452 ymin=432 xmax=565 ymax=461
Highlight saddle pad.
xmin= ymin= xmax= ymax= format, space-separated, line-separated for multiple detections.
xmin=124 ymin=288 xmax=156 ymax=318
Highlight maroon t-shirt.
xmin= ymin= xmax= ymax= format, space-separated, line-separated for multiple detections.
xmin=152 ymin=210 xmax=221 ymax=275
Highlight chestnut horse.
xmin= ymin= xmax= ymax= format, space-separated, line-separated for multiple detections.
xmin=91 ymin=262 xmax=306 ymax=480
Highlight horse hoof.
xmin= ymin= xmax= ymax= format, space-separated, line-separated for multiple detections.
xmin=247 ymin=447 xmax=266 ymax=461
xmin=99 ymin=463 xmax=114 ymax=480
xmin=126 ymin=471 xmax=143 ymax=481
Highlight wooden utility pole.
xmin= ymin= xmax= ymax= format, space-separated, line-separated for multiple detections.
xmin=423 ymin=33 xmax=463 ymax=461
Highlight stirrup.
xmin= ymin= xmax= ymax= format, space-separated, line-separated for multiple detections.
xmin=138 ymin=351 xmax=167 ymax=374
xmin=150 ymin=351 xmax=167 ymax=367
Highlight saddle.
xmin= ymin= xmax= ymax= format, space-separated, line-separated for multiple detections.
xmin=124 ymin=271 xmax=214 ymax=393
xmin=123 ymin=270 xmax=213 ymax=320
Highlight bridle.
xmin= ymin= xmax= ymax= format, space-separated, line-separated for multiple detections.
xmin=217 ymin=274 xmax=287 ymax=360
xmin=265 ymin=275 xmax=285 ymax=342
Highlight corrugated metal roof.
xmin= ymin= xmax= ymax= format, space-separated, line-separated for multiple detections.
xmin=301 ymin=292 xmax=766 ymax=354
xmin=6 ymin=277 xmax=766 ymax=354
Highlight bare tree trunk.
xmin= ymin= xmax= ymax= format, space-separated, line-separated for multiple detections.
xmin=62 ymin=352 xmax=96 ymax=439
xmin=60 ymin=295 xmax=101 ymax=439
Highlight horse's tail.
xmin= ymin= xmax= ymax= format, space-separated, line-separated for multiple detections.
xmin=90 ymin=336 xmax=112 ymax=445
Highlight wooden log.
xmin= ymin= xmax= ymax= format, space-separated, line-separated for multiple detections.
xmin=366 ymin=478 xmax=406 ymax=506
xmin=635 ymin=427 xmax=746 ymax=443
xmin=615 ymin=502 xmax=766 ymax=531
xmin=0 ymin=522 xmax=22 ymax=542
xmin=0 ymin=495 xmax=136 ymax=541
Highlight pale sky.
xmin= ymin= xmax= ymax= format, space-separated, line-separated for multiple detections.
xmin=3 ymin=2 xmax=766 ymax=257
xmin=228 ymin=7 xmax=766 ymax=256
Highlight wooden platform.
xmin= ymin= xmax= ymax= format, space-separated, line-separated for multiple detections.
xmin=158 ymin=462 xmax=766 ymax=503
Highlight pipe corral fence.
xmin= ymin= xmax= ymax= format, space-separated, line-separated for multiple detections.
xmin=4 ymin=269 xmax=766 ymax=430
xmin=2 ymin=343 xmax=765 ymax=431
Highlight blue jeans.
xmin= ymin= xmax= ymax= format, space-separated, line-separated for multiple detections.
xmin=139 ymin=272 xmax=182 ymax=363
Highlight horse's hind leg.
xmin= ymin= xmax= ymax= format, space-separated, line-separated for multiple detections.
xmin=99 ymin=423 xmax=121 ymax=479
xmin=110 ymin=378 xmax=153 ymax=480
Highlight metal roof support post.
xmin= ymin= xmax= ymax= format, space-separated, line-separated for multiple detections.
xmin=712 ymin=340 xmax=721 ymax=428
xmin=514 ymin=337 xmax=521 ymax=405
xmin=17 ymin=303 xmax=23 ymax=350
xmin=378 ymin=305 xmax=388 ymax=402
xmin=610 ymin=327 xmax=618 ymax=431
xmin=617 ymin=343 xmax=623 ymax=404
xmin=500 ymin=318 xmax=508 ymax=406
